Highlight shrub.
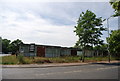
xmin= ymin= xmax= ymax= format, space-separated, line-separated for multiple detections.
xmin=17 ymin=54 xmax=26 ymax=64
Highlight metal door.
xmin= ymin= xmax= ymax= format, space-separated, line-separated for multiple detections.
xmin=37 ymin=46 xmax=45 ymax=57
xmin=71 ymin=50 xmax=77 ymax=56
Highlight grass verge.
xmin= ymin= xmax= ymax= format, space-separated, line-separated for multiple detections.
xmin=0 ymin=55 xmax=119 ymax=65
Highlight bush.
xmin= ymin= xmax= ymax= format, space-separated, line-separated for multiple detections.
xmin=17 ymin=54 xmax=26 ymax=64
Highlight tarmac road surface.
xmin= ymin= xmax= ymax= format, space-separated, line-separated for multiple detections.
xmin=2 ymin=63 xmax=119 ymax=79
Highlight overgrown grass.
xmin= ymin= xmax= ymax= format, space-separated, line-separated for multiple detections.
xmin=1 ymin=55 xmax=119 ymax=65
xmin=1 ymin=55 xmax=34 ymax=64
xmin=85 ymin=56 xmax=119 ymax=62
xmin=1 ymin=55 xmax=19 ymax=64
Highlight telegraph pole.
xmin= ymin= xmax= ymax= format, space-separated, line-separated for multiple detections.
xmin=0 ymin=37 xmax=2 ymax=54
xmin=107 ymin=17 xmax=111 ymax=63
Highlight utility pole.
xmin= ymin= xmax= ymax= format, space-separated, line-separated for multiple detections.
xmin=0 ymin=37 xmax=2 ymax=54
xmin=107 ymin=17 xmax=111 ymax=63
xmin=118 ymin=16 xmax=120 ymax=30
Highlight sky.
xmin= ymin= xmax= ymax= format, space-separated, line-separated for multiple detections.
xmin=0 ymin=0 xmax=118 ymax=47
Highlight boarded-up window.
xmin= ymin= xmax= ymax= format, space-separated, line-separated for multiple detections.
xmin=29 ymin=44 xmax=35 ymax=52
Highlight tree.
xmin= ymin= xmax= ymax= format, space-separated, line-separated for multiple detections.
xmin=2 ymin=39 xmax=11 ymax=54
xmin=74 ymin=10 xmax=106 ymax=62
xmin=9 ymin=39 xmax=23 ymax=54
xmin=110 ymin=0 xmax=120 ymax=16
xmin=107 ymin=30 xmax=120 ymax=56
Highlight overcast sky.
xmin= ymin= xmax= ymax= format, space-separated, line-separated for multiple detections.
xmin=0 ymin=0 xmax=118 ymax=47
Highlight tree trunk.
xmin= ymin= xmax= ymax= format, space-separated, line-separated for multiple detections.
xmin=97 ymin=50 xmax=99 ymax=57
xmin=82 ymin=49 xmax=85 ymax=62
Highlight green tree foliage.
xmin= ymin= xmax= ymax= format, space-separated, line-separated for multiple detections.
xmin=74 ymin=10 xmax=106 ymax=49
xmin=9 ymin=39 xmax=23 ymax=54
xmin=2 ymin=39 xmax=11 ymax=53
xmin=94 ymin=44 xmax=108 ymax=52
xmin=107 ymin=30 xmax=120 ymax=56
xmin=74 ymin=10 xmax=106 ymax=62
xmin=2 ymin=38 xmax=23 ymax=54
xmin=110 ymin=0 xmax=120 ymax=16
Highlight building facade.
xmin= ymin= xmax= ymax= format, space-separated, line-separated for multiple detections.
xmin=19 ymin=43 xmax=82 ymax=57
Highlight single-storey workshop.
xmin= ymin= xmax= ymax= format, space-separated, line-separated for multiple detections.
xmin=19 ymin=43 xmax=82 ymax=57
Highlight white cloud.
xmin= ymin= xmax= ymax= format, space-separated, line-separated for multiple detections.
xmin=0 ymin=0 xmax=110 ymax=3
xmin=0 ymin=10 xmax=77 ymax=47
xmin=0 ymin=1 xmax=118 ymax=47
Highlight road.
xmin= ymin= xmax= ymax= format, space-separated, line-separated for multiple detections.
xmin=2 ymin=63 xmax=119 ymax=79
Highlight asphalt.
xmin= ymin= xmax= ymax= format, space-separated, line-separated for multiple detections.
xmin=2 ymin=60 xmax=120 ymax=68
xmin=2 ymin=62 xmax=119 ymax=79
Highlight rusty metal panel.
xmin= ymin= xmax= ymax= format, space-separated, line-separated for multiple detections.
xmin=37 ymin=46 xmax=45 ymax=57
xmin=71 ymin=50 xmax=77 ymax=56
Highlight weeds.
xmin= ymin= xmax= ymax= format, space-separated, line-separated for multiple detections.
xmin=17 ymin=54 xmax=26 ymax=64
xmin=1 ymin=55 xmax=119 ymax=65
xmin=1 ymin=55 xmax=19 ymax=65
